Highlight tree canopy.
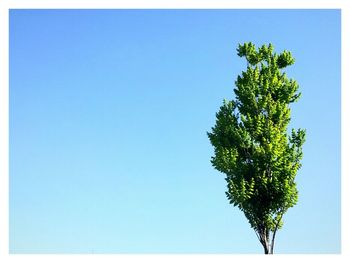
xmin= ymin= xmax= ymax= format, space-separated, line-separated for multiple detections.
xmin=207 ymin=42 xmax=306 ymax=254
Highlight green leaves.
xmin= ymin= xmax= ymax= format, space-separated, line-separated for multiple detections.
xmin=277 ymin=51 xmax=295 ymax=68
xmin=290 ymin=128 xmax=306 ymax=147
xmin=208 ymin=42 xmax=305 ymax=240
xmin=237 ymin=42 xmax=262 ymax=65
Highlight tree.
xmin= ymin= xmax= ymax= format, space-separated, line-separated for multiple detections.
xmin=207 ymin=42 xmax=306 ymax=254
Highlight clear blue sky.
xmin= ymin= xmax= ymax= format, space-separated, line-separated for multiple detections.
xmin=9 ymin=9 xmax=340 ymax=254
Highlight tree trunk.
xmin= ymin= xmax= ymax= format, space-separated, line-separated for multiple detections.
xmin=261 ymin=231 xmax=275 ymax=254
xmin=263 ymin=244 xmax=270 ymax=254
xmin=256 ymin=226 xmax=277 ymax=254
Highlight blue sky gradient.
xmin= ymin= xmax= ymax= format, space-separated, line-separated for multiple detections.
xmin=9 ymin=9 xmax=340 ymax=253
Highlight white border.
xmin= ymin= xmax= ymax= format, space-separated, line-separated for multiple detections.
xmin=0 ymin=0 xmax=9 ymax=257
xmin=1 ymin=1 xmax=348 ymax=263
xmin=0 ymin=0 xmax=348 ymax=9
xmin=341 ymin=4 xmax=349 ymax=260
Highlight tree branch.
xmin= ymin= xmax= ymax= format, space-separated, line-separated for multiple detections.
xmin=271 ymin=213 xmax=284 ymax=254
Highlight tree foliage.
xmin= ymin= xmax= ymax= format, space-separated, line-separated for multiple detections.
xmin=207 ymin=42 xmax=306 ymax=254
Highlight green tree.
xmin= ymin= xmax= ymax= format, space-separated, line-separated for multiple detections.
xmin=207 ymin=42 xmax=306 ymax=254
